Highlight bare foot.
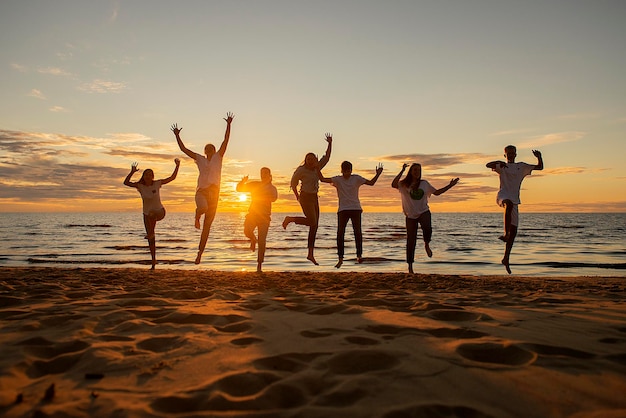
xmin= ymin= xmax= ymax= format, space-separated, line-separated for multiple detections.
xmin=282 ymin=216 xmax=291 ymax=229
xmin=150 ymin=263 xmax=156 ymax=270
xmin=498 ymin=235 xmax=508 ymax=243
xmin=502 ymin=258 xmax=511 ymax=274
xmin=194 ymin=252 xmax=202 ymax=265
xmin=357 ymin=257 xmax=363 ymax=264
xmin=194 ymin=217 xmax=201 ymax=229
xmin=256 ymin=263 xmax=262 ymax=273
xmin=335 ymin=258 xmax=343 ymax=268
xmin=425 ymin=243 xmax=432 ymax=258
xmin=408 ymin=263 xmax=414 ymax=274
xmin=307 ymin=255 xmax=319 ymax=266
xmin=250 ymin=237 xmax=256 ymax=252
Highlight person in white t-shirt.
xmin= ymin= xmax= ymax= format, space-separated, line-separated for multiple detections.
xmin=392 ymin=163 xmax=459 ymax=274
xmin=487 ymin=145 xmax=543 ymax=274
xmin=318 ymin=161 xmax=384 ymax=268
xmin=171 ymin=112 xmax=234 ymax=264
xmin=124 ymin=159 xmax=180 ymax=269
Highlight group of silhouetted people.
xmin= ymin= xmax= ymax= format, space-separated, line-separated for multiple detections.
xmin=124 ymin=113 xmax=543 ymax=273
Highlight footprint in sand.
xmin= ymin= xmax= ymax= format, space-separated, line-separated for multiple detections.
xmin=384 ymin=404 xmax=495 ymax=418
xmin=456 ymin=342 xmax=536 ymax=367
xmin=425 ymin=309 xmax=491 ymax=322
xmin=326 ymin=350 xmax=400 ymax=375
xmin=300 ymin=328 xmax=351 ymax=338
xmin=137 ymin=336 xmax=186 ymax=353
xmin=230 ymin=337 xmax=264 ymax=346
xmin=344 ymin=336 xmax=380 ymax=346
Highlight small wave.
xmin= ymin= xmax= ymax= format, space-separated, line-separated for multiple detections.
xmin=536 ymin=262 xmax=626 ymax=270
xmin=65 ymin=224 xmax=112 ymax=228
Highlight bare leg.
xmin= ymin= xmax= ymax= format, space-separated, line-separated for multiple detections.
xmin=502 ymin=225 xmax=517 ymax=274
xmin=499 ymin=200 xmax=514 ymax=242
xmin=408 ymin=263 xmax=414 ymax=274
xmin=307 ymin=248 xmax=319 ymax=265
xmin=335 ymin=258 xmax=343 ymax=268
xmin=142 ymin=214 xmax=159 ymax=268
xmin=196 ymin=204 xmax=217 ymax=264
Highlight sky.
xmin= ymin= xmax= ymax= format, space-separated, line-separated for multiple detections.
xmin=1 ymin=0 xmax=625 ymax=214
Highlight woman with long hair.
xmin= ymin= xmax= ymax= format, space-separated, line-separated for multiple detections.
xmin=282 ymin=133 xmax=332 ymax=265
xmin=124 ymin=159 xmax=180 ymax=269
xmin=392 ymin=163 xmax=459 ymax=274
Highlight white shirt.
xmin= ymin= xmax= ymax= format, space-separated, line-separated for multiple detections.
xmin=493 ymin=162 xmax=534 ymax=205
xmin=331 ymin=174 xmax=367 ymax=212
xmin=194 ymin=153 xmax=223 ymax=190
xmin=137 ymin=180 xmax=163 ymax=215
xmin=398 ymin=180 xmax=436 ymax=218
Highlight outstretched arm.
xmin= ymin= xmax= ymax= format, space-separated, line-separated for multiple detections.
xmin=161 ymin=158 xmax=180 ymax=185
xmin=433 ymin=178 xmax=460 ymax=196
xmin=317 ymin=167 xmax=332 ymax=184
xmin=532 ymin=149 xmax=544 ymax=171
xmin=317 ymin=133 xmax=333 ymax=169
xmin=391 ymin=163 xmax=408 ymax=189
xmin=236 ymin=175 xmax=249 ymax=192
xmin=217 ymin=112 xmax=234 ymax=157
xmin=486 ymin=160 xmax=506 ymax=170
xmin=365 ymin=163 xmax=384 ymax=186
xmin=171 ymin=124 xmax=197 ymax=160
xmin=123 ymin=162 xmax=140 ymax=188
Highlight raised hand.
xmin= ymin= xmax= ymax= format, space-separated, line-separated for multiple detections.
xmin=402 ymin=163 xmax=409 ymax=170
xmin=241 ymin=175 xmax=249 ymax=183
xmin=224 ymin=112 xmax=234 ymax=124
xmin=174 ymin=158 xmax=180 ymax=166
xmin=131 ymin=162 xmax=139 ymax=173
xmin=376 ymin=163 xmax=384 ymax=174
xmin=532 ymin=149 xmax=542 ymax=158
xmin=450 ymin=177 xmax=460 ymax=186
xmin=171 ymin=123 xmax=182 ymax=135
xmin=325 ymin=132 xmax=333 ymax=143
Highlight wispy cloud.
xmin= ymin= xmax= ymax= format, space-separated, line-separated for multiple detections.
xmin=79 ymin=79 xmax=127 ymax=93
xmin=11 ymin=63 xmax=28 ymax=72
xmin=49 ymin=106 xmax=69 ymax=113
xmin=518 ymin=131 xmax=585 ymax=149
xmin=38 ymin=67 xmax=73 ymax=76
xmin=378 ymin=153 xmax=489 ymax=169
xmin=28 ymin=89 xmax=46 ymax=100
xmin=558 ymin=112 xmax=600 ymax=120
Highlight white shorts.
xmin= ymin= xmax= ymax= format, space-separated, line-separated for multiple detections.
xmin=497 ymin=199 xmax=519 ymax=226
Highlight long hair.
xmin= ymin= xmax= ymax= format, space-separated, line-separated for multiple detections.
xmin=138 ymin=169 xmax=154 ymax=185
xmin=399 ymin=163 xmax=421 ymax=189
xmin=300 ymin=152 xmax=317 ymax=167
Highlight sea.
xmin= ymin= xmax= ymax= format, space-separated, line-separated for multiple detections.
xmin=0 ymin=212 xmax=624 ymax=277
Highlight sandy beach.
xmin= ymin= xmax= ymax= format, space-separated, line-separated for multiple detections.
xmin=0 ymin=267 xmax=625 ymax=418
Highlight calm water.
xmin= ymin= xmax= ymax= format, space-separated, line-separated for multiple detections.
xmin=0 ymin=212 xmax=624 ymax=277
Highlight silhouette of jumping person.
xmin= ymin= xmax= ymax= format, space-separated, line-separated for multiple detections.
xmin=487 ymin=145 xmax=543 ymax=274
xmin=318 ymin=161 xmax=383 ymax=268
xmin=124 ymin=159 xmax=180 ymax=269
xmin=237 ymin=167 xmax=278 ymax=272
xmin=392 ymin=163 xmax=459 ymax=274
xmin=282 ymin=133 xmax=333 ymax=265
xmin=171 ymin=112 xmax=234 ymax=264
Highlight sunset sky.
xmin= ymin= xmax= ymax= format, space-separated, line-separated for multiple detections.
xmin=1 ymin=0 xmax=625 ymax=214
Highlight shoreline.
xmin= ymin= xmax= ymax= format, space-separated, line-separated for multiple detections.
xmin=1 ymin=267 xmax=625 ymax=417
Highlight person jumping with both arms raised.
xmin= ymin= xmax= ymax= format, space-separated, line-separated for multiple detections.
xmin=318 ymin=161 xmax=383 ymax=268
xmin=124 ymin=158 xmax=180 ymax=270
xmin=487 ymin=145 xmax=543 ymax=274
xmin=392 ymin=163 xmax=459 ymax=274
xmin=282 ymin=133 xmax=333 ymax=265
xmin=171 ymin=112 xmax=234 ymax=264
